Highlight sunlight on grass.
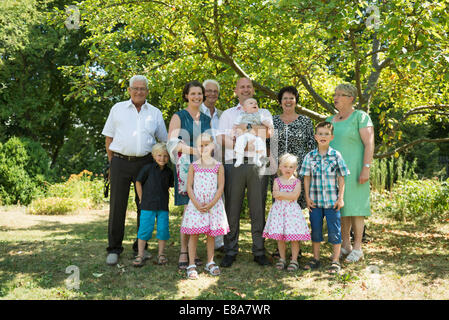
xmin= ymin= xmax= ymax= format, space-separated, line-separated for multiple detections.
xmin=1 ymin=205 xmax=449 ymax=300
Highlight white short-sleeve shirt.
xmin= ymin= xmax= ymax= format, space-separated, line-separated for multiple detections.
xmin=102 ymin=99 xmax=168 ymax=157
xmin=218 ymin=103 xmax=273 ymax=162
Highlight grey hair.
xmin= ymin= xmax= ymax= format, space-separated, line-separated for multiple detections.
xmin=202 ymin=79 xmax=220 ymax=91
xmin=335 ymin=83 xmax=357 ymax=103
xmin=129 ymin=75 xmax=148 ymax=88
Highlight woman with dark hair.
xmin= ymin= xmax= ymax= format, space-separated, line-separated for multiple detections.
xmin=167 ymin=80 xmax=211 ymax=269
xmin=269 ymin=86 xmax=316 ymax=260
xmin=272 ymin=86 xmax=316 ymax=208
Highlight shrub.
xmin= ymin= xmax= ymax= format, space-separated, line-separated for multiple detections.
xmin=0 ymin=137 xmax=44 ymax=205
xmin=372 ymin=179 xmax=449 ymax=223
xmin=370 ymin=155 xmax=417 ymax=192
xmin=27 ymin=197 xmax=91 ymax=215
xmin=46 ymin=170 xmax=108 ymax=209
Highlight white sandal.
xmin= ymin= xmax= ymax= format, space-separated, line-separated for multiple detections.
xmin=186 ymin=264 xmax=198 ymax=280
xmin=205 ymin=261 xmax=221 ymax=276
xmin=345 ymin=249 xmax=364 ymax=263
xmin=340 ymin=247 xmax=352 ymax=259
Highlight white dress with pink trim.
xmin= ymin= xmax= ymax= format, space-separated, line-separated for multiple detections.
xmin=180 ymin=162 xmax=229 ymax=237
xmin=263 ymin=178 xmax=311 ymax=241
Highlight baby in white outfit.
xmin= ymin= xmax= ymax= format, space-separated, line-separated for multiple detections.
xmin=233 ymin=98 xmax=270 ymax=167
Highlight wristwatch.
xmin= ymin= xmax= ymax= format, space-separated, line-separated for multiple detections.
xmin=247 ymin=123 xmax=252 ymax=130
xmin=364 ymin=163 xmax=371 ymax=168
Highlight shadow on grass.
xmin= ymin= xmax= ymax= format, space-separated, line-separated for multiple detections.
xmin=363 ymin=218 xmax=449 ymax=282
xmin=2 ymin=208 xmax=448 ymax=299
xmin=0 ymin=210 xmax=318 ymax=300
xmin=0 ymin=212 xmax=185 ymax=299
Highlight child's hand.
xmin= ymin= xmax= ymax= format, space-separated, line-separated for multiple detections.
xmin=199 ymin=204 xmax=209 ymax=213
xmin=306 ymin=197 xmax=316 ymax=211
xmin=193 ymin=201 xmax=204 ymax=212
xmin=333 ymin=198 xmax=344 ymax=211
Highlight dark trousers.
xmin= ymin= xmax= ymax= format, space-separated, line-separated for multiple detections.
xmin=107 ymin=154 xmax=152 ymax=254
xmin=223 ymin=162 xmax=269 ymax=257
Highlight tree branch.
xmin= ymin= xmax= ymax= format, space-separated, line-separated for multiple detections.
xmin=349 ymin=30 xmax=364 ymax=106
xmin=361 ymin=33 xmax=392 ymax=111
xmin=104 ymin=0 xmax=174 ymax=9
xmin=374 ymin=138 xmax=449 ymax=159
xmin=297 ymin=74 xmax=335 ymax=115
xmin=400 ymin=105 xmax=449 ymax=122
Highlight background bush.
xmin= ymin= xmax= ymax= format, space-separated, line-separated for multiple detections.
xmin=27 ymin=197 xmax=91 ymax=215
xmin=0 ymin=137 xmax=50 ymax=205
xmin=372 ymin=179 xmax=449 ymax=224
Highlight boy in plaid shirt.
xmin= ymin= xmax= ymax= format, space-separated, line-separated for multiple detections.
xmin=299 ymin=122 xmax=350 ymax=273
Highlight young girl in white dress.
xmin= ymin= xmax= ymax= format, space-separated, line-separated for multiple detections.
xmin=263 ymin=153 xmax=311 ymax=271
xmin=180 ymin=133 xmax=229 ymax=279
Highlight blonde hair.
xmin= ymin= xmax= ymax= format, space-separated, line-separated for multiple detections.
xmin=151 ymin=142 xmax=168 ymax=155
xmin=277 ymin=153 xmax=298 ymax=177
xmin=196 ymin=132 xmax=214 ymax=147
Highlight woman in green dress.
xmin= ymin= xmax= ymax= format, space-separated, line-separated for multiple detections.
xmin=326 ymin=83 xmax=374 ymax=263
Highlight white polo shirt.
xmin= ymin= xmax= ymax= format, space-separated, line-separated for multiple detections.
xmin=102 ymin=99 xmax=168 ymax=157
xmin=218 ymin=103 xmax=273 ymax=162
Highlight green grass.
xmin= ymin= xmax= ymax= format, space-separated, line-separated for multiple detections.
xmin=1 ymin=204 xmax=449 ymax=300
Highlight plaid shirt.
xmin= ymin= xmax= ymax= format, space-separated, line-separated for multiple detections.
xmin=299 ymin=147 xmax=350 ymax=208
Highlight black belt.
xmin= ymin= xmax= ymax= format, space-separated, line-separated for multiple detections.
xmin=113 ymin=152 xmax=152 ymax=161
xmin=233 ymin=157 xmax=253 ymax=164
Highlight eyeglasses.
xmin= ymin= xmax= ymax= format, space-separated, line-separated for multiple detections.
xmin=333 ymin=93 xmax=351 ymax=98
xmin=130 ymin=87 xmax=148 ymax=92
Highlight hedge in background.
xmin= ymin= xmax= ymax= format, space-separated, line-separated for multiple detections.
xmin=0 ymin=137 xmax=51 ymax=205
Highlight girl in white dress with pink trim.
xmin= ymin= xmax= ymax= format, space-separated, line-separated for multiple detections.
xmin=263 ymin=153 xmax=311 ymax=271
xmin=181 ymin=133 xmax=229 ymax=279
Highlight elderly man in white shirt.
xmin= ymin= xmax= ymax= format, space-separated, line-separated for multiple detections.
xmin=217 ymin=77 xmax=273 ymax=267
xmin=201 ymin=79 xmax=222 ymax=131
xmin=102 ymin=75 xmax=168 ymax=266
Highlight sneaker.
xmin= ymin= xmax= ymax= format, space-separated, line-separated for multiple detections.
xmin=106 ymin=253 xmax=119 ymax=266
xmin=345 ymin=249 xmax=364 ymax=263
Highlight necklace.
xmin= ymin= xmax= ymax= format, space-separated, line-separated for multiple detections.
xmin=336 ymin=108 xmax=354 ymax=121
xmin=281 ymin=113 xmax=298 ymax=124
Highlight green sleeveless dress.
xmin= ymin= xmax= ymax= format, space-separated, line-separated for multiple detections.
xmin=327 ymin=110 xmax=373 ymax=217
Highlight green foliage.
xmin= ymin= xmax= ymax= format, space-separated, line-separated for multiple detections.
xmin=27 ymin=197 xmax=90 ymax=215
xmin=46 ymin=170 xmax=107 ymax=208
xmin=0 ymin=137 xmax=51 ymax=205
xmin=372 ymin=179 xmax=449 ymax=224
xmin=27 ymin=169 xmax=110 ymax=215
xmin=370 ymin=155 xmax=417 ymax=191
xmin=0 ymin=0 xmax=111 ymax=176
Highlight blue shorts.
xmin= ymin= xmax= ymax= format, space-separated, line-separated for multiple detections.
xmin=137 ymin=210 xmax=170 ymax=241
xmin=309 ymin=208 xmax=341 ymax=244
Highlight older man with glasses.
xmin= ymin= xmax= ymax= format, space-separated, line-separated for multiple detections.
xmin=102 ymin=75 xmax=168 ymax=266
